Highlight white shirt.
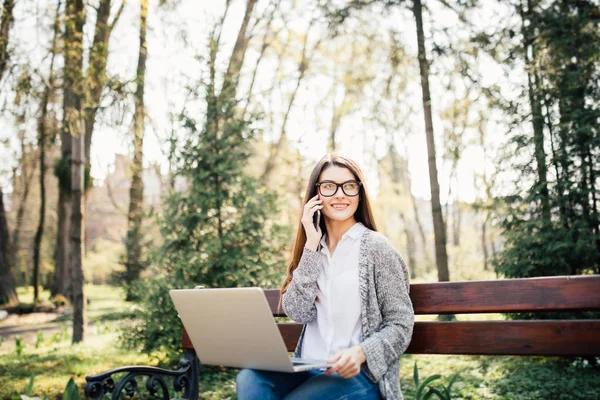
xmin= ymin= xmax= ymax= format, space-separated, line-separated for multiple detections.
xmin=301 ymin=222 xmax=367 ymax=360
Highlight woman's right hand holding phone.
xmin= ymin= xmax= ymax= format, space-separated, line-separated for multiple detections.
xmin=302 ymin=195 xmax=323 ymax=251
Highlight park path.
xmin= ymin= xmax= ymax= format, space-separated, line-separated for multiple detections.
xmin=0 ymin=311 xmax=98 ymax=346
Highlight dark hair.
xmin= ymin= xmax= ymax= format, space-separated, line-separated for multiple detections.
xmin=279 ymin=154 xmax=378 ymax=305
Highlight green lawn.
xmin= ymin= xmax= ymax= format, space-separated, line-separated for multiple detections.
xmin=1 ymin=286 xmax=599 ymax=399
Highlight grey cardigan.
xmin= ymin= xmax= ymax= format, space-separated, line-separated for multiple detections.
xmin=282 ymin=229 xmax=415 ymax=400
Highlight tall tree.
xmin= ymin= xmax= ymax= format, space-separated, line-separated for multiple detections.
xmin=33 ymin=0 xmax=61 ymax=304
xmin=63 ymin=0 xmax=87 ymax=343
xmin=55 ymin=1 xmax=125 ymax=298
xmin=521 ymin=0 xmax=550 ymax=222
xmin=218 ymin=0 xmax=257 ymax=102
xmin=0 ymin=0 xmax=14 ymax=81
xmin=10 ymin=132 xmax=37 ymax=279
xmin=53 ymin=153 xmax=71 ymax=297
xmin=84 ymin=0 xmax=126 ymax=176
xmin=124 ymin=0 xmax=148 ymax=300
xmin=0 ymin=0 xmax=16 ymax=305
xmin=241 ymin=0 xmax=280 ymax=116
xmin=413 ymin=0 xmax=449 ymax=282
xmin=0 ymin=186 xmax=17 ymax=305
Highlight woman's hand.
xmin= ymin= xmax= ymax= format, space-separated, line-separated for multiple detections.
xmin=301 ymin=195 xmax=323 ymax=251
xmin=325 ymin=345 xmax=366 ymax=379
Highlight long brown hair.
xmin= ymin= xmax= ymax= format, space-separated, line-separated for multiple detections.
xmin=279 ymin=154 xmax=378 ymax=308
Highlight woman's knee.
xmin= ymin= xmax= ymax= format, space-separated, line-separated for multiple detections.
xmin=236 ymin=368 xmax=259 ymax=388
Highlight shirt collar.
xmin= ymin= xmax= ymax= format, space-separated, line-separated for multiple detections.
xmin=319 ymin=222 xmax=366 ymax=249
xmin=344 ymin=222 xmax=367 ymax=240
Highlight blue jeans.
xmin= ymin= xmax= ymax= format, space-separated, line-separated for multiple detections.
xmin=236 ymin=367 xmax=382 ymax=400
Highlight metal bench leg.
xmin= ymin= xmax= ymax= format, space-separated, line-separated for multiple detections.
xmin=84 ymin=350 xmax=199 ymax=400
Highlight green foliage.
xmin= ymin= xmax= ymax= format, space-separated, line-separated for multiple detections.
xmin=494 ymin=217 xmax=595 ymax=278
xmin=24 ymin=375 xmax=35 ymax=397
xmin=35 ymin=331 xmax=44 ymax=349
xmin=47 ymin=327 xmax=68 ymax=346
xmin=123 ymin=64 xmax=289 ymax=353
xmin=85 ymin=239 xmax=125 ymax=286
xmin=53 ymin=156 xmax=92 ymax=194
xmin=62 ymin=379 xmax=79 ymax=400
xmin=15 ymin=375 xmax=79 ymax=400
xmin=413 ymin=361 xmax=459 ymax=400
xmin=15 ymin=336 xmax=25 ymax=356
xmin=568 ymin=357 xmax=600 ymax=372
xmin=494 ymin=0 xmax=600 ymax=290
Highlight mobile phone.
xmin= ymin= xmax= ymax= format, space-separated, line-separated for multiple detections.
xmin=313 ymin=210 xmax=321 ymax=230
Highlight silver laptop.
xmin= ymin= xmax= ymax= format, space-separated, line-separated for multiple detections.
xmin=169 ymin=287 xmax=332 ymax=372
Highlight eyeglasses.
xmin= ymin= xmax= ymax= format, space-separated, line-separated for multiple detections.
xmin=316 ymin=180 xmax=362 ymax=197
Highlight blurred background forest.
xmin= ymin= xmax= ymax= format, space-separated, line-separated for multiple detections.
xmin=0 ymin=0 xmax=599 ymax=366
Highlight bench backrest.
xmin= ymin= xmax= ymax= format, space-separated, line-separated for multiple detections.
xmin=182 ymin=275 xmax=600 ymax=356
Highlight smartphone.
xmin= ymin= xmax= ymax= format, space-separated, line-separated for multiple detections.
xmin=313 ymin=210 xmax=321 ymax=230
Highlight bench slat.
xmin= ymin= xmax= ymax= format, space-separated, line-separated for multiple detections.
xmin=409 ymin=275 xmax=600 ymax=315
xmin=408 ymin=320 xmax=600 ymax=356
xmin=265 ymin=275 xmax=600 ymax=316
xmin=274 ymin=320 xmax=600 ymax=356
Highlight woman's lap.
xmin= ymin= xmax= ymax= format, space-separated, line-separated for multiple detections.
xmin=236 ymin=367 xmax=381 ymax=400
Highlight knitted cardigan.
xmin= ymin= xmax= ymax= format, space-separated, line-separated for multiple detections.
xmin=282 ymin=229 xmax=415 ymax=400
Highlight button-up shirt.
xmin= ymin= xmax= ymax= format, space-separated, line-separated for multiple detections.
xmin=301 ymin=222 xmax=367 ymax=360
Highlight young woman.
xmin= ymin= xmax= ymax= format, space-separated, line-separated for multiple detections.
xmin=237 ymin=154 xmax=414 ymax=400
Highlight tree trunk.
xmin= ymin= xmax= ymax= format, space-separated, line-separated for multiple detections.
xmin=54 ymin=0 xmax=88 ymax=297
xmin=544 ymin=90 xmax=568 ymax=225
xmin=453 ymin=201 xmax=461 ymax=247
xmin=482 ymin=218 xmax=489 ymax=271
xmin=523 ymin=0 xmax=550 ymax=222
xmin=400 ymin=213 xmax=417 ymax=280
xmin=0 ymin=186 xmax=18 ymax=305
xmin=396 ymin=143 xmax=431 ymax=273
xmin=32 ymin=0 xmax=60 ymax=305
xmin=387 ymin=145 xmax=421 ymax=275
xmin=405 ymin=165 xmax=430 ymax=270
xmin=0 ymin=0 xmax=16 ymax=305
xmin=64 ymin=0 xmax=86 ymax=343
xmin=413 ymin=0 xmax=449 ymax=282
xmin=53 ymin=187 xmax=71 ymax=297
xmin=71 ymin=132 xmax=86 ymax=343
xmin=84 ymin=0 xmax=125 ymax=169
xmin=10 ymin=142 xmax=37 ymax=279
xmin=33 ymin=131 xmax=47 ymax=304
xmin=242 ymin=0 xmax=279 ymax=116
xmin=588 ymin=150 xmax=600 ymax=264
xmin=218 ymin=0 xmax=257 ymax=102
xmin=125 ymin=0 xmax=148 ymax=300
xmin=0 ymin=0 xmax=15 ymax=81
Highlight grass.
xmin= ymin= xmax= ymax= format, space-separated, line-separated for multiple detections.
xmin=194 ymin=355 xmax=600 ymax=400
xmin=2 ymin=285 xmax=599 ymax=399
xmin=400 ymin=354 xmax=600 ymax=400
xmin=0 ymin=332 xmax=158 ymax=399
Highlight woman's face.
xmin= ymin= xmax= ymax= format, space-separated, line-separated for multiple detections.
xmin=317 ymin=166 xmax=360 ymax=224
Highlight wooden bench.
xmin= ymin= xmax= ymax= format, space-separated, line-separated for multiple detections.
xmin=84 ymin=275 xmax=600 ymax=399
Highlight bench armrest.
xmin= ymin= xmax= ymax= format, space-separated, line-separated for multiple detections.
xmin=84 ymin=350 xmax=199 ymax=400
